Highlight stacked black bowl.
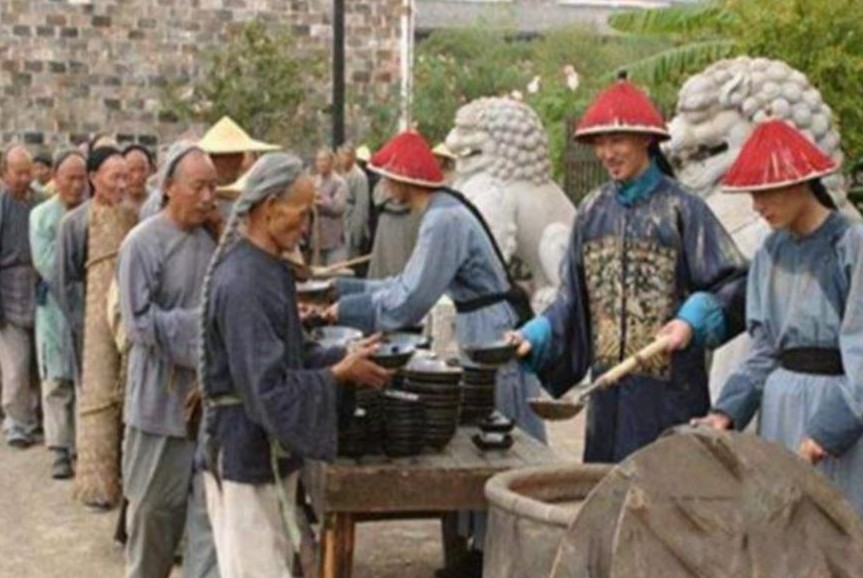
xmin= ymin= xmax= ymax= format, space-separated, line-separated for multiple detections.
xmin=401 ymin=358 xmax=463 ymax=450
xmin=354 ymin=388 xmax=384 ymax=453
xmin=460 ymin=361 xmax=498 ymax=425
xmin=382 ymin=390 xmax=426 ymax=457
xmin=338 ymin=407 xmax=370 ymax=458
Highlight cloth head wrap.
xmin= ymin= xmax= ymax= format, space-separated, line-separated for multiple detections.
xmin=122 ymin=144 xmax=155 ymax=168
xmin=235 ymin=151 xmax=305 ymax=212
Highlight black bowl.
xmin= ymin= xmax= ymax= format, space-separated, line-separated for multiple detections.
xmin=402 ymin=357 xmax=463 ymax=384
xmin=371 ymin=343 xmax=416 ymax=369
xmin=462 ymin=340 xmax=518 ymax=366
xmin=312 ymin=326 xmax=364 ymax=346
xmin=295 ymin=279 xmax=334 ymax=302
xmin=384 ymin=332 xmax=431 ymax=350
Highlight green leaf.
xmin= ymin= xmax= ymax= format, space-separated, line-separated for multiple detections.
xmin=611 ymin=40 xmax=738 ymax=86
xmin=609 ymin=1 xmax=738 ymax=41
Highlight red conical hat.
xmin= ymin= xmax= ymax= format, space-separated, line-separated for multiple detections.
xmin=574 ymin=80 xmax=670 ymax=142
xmin=369 ymin=131 xmax=444 ymax=188
xmin=722 ymin=119 xmax=838 ymax=192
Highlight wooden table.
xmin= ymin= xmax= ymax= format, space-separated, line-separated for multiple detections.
xmin=300 ymin=426 xmax=561 ymax=578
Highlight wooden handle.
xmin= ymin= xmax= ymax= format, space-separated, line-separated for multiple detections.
xmin=315 ymin=254 xmax=372 ymax=275
xmin=596 ymin=335 xmax=671 ymax=387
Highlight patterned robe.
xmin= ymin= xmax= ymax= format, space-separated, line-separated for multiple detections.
xmin=540 ymin=174 xmax=747 ymax=462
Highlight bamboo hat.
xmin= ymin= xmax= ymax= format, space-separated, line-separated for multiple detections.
xmin=197 ymin=116 xmax=280 ymax=155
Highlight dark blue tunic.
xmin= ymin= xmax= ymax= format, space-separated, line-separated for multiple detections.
xmin=202 ymin=239 xmax=345 ymax=484
xmin=539 ymin=174 xmax=747 ymax=463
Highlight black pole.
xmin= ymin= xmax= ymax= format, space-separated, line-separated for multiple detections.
xmin=333 ymin=0 xmax=346 ymax=148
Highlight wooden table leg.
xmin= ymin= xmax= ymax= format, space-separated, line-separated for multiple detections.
xmin=339 ymin=514 xmax=356 ymax=578
xmin=441 ymin=512 xmax=469 ymax=569
xmin=320 ymin=513 xmax=339 ymax=578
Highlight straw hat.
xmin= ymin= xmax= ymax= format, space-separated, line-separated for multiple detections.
xmin=574 ymin=80 xmax=669 ymax=143
xmin=355 ymin=144 xmax=372 ymax=163
xmin=432 ymin=143 xmax=457 ymax=160
xmin=197 ymin=116 xmax=280 ymax=155
xmin=722 ymin=119 xmax=838 ymax=193
xmin=215 ymin=171 xmax=248 ymax=200
xmin=370 ymin=131 xmax=445 ymax=189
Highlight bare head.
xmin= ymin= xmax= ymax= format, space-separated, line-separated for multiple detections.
xmin=2 ymin=145 xmax=34 ymax=197
xmin=337 ymin=143 xmax=356 ymax=171
xmin=315 ymin=148 xmax=335 ymax=176
xmin=32 ymin=151 xmax=53 ymax=186
xmin=123 ymin=145 xmax=155 ymax=201
xmin=164 ymin=148 xmax=218 ymax=230
xmin=88 ymin=147 xmax=128 ymax=206
xmin=53 ymin=151 xmax=87 ymax=209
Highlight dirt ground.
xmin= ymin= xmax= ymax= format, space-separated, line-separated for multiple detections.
xmin=0 ymin=416 xmax=584 ymax=578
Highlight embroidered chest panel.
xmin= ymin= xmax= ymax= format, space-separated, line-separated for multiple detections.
xmin=582 ymin=236 xmax=677 ymax=377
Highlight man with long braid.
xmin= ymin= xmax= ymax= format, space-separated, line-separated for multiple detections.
xmin=199 ymin=153 xmax=389 ymax=577
xmin=116 ymin=144 xmax=221 ymax=578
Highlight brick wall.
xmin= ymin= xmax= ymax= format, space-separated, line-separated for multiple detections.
xmin=0 ymin=0 xmax=403 ymax=149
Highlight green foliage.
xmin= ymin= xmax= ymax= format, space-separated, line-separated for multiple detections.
xmin=412 ymin=25 xmax=673 ymax=180
xmin=159 ymin=22 xmax=326 ymax=153
xmin=610 ymin=0 xmax=863 ymax=161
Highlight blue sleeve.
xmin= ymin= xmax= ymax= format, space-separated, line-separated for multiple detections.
xmin=679 ymin=192 xmax=749 ymax=343
xmin=806 ymin=226 xmax=863 ymax=455
xmin=713 ymin=251 xmax=776 ymax=429
xmin=518 ymin=316 xmax=552 ymax=373
xmin=339 ymin=210 xmax=468 ymax=334
xmin=676 ymin=291 xmax=726 ymax=349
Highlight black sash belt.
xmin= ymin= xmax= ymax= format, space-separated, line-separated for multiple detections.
xmin=453 ymin=291 xmax=509 ymax=314
xmin=779 ymin=348 xmax=844 ymax=376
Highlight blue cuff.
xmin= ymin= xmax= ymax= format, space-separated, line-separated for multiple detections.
xmin=806 ymin=385 xmax=863 ymax=456
xmin=335 ymin=277 xmax=368 ymax=297
xmin=677 ymin=292 xmax=726 ymax=349
xmin=519 ymin=316 xmax=552 ymax=373
xmin=713 ymin=373 xmax=761 ymax=431
xmin=337 ymin=293 xmax=376 ymax=335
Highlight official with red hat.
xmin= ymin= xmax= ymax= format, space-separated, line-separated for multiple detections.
xmin=697 ymin=120 xmax=863 ymax=517
xmin=324 ymin=129 xmax=546 ymax=576
xmin=510 ymin=78 xmax=748 ymax=467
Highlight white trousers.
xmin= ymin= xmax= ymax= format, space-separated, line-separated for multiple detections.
xmin=204 ymin=471 xmax=298 ymax=578
xmin=41 ymin=378 xmax=75 ymax=449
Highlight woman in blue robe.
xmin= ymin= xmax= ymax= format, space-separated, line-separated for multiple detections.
xmin=696 ymin=119 xmax=863 ymax=516
xmin=511 ymin=80 xmax=748 ymax=463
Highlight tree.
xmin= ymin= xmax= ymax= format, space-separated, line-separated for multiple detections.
xmin=609 ymin=0 xmax=863 ymax=160
xmin=160 ymin=22 xmax=326 ymax=152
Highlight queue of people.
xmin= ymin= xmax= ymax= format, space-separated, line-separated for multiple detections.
xmin=1 ymin=76 xmax=861 ymax=578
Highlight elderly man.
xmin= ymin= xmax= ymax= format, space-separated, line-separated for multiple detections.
xmin=118 ymin=145 xmax=220 ymax=578
xmin=140 ymin=117 xmax=278 ymax=220
xmin=29 ymin=150 xmax=87 ymax=477
xmin=312 ymin=147 xmax=348 ymax=265
xmin=0 ymin=144 xmax=40 ymax=448
xmin=123 ymin=145 xmax=155 ymax=213
xmin=338 ymin=143 xmax=371 ymax=262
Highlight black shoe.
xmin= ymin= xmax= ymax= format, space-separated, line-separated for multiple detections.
xmin=435 ymin=550 xmax=483 ymax=578
xmin=51 ymin=450 xmax=74 ymax=480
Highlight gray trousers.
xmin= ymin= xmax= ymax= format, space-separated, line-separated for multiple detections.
xmin=41 ymin=378 xmax=75 ymax=450
xmin=184 ymin=471 xmax=221 ymax=578
xmin=0 ymin=323 xmax=37 ymax=434
xmin=123 ymin=426 xmax=195 ymax=578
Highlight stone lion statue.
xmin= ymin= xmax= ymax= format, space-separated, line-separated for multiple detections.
xmin=445 ymin=97 xmax=576 ymax=311
xmin=665 ymin=56 xmax=857 ymax=398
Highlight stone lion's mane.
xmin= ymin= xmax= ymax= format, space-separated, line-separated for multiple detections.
xmin=459 ymin=97 xmax=552 ymax=186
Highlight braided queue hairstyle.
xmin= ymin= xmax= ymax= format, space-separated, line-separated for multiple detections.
xmin=197 ymin=152 xmax=306 ymax=396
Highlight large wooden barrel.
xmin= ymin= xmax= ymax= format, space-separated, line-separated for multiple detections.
xmin=484 ymin=464 xmax=612 ymax=578
xmin=550 ymin=427 xmax=863 ymax=578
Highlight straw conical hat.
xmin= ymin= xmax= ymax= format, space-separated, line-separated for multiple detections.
xmin=198 ymin=116 xmax=280 ymax=155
